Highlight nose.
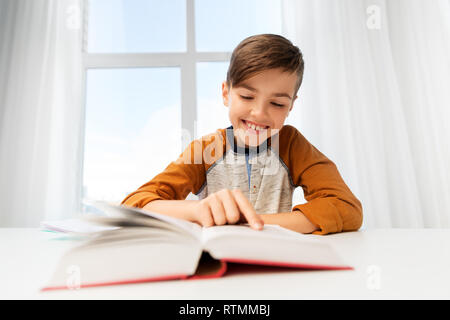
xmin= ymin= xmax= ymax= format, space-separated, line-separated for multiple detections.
xmin=250 ymin=100 xmax=269 ymax=120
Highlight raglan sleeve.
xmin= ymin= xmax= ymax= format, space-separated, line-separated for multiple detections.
xmin=288 ymin=128 xmax=363 ymax=235
xmin=120 ymin=138 xmax=206 ymax=208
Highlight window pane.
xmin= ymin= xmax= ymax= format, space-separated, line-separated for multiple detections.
xmin=196 ymin=62 xmax=230 ymax=137
xmin=88 ymin=0 xmax=186 ymax=53
xmin=195 ymin=0 xmax=282 ymax=52
xmin=83 ymin=68 xmax=181 ymax=203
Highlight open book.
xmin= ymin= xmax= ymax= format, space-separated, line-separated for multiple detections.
xmin=41 ymin=202 xmax=352 ymax=291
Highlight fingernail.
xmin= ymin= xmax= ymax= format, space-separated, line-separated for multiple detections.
xmin=254 ymin=223 xmax=263 ymax=230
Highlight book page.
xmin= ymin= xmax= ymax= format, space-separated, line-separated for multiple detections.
xmin=44 ymin=228 xmax=203 ymax=290
xmin=200 ymin=224 xmax=319 ymax=244
xmin=41 ymin=218 xmax=120 ymax=234
xmin=202 ymin=224 xmax=349 ymax=269
xmin=90 ymin=200 xmax=203 ymax=239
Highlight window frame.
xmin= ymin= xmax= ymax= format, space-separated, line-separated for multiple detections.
xmin=78 ymin=0 xmax=231 ymax=206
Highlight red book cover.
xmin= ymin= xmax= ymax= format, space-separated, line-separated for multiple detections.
xmin=41 ymin=252 xmax=352 ymax=291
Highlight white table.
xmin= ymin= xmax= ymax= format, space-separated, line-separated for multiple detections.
xmin=1 ymin=228 xmax=449 ymax=299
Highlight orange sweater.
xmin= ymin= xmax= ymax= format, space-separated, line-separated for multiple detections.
xmin=121 ymin=125 xmax=363 ymax=235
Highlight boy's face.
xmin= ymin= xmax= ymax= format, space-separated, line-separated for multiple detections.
xmin=222 ymin=67 xmax=298 ymax=148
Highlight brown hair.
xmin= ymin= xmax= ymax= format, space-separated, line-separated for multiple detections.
xmin=226 ymin=34 xmax=304 ymax=98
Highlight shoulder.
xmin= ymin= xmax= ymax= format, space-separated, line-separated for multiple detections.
xmin=184 ymin=128 xmax=227 ymax=149
xmin=278 ymin=124 xmax=307 ymax=148
xmin=202 ymin=127 xmax=228 ymax=143
xmin=198 ymin=127 xmax=228 ymax=154
xmin=276 ymin=124 xmax=316 ymax=166
xmin=279 ymin=124 xmax=299 ymax=137
xmin=176 ymin=128 xmax=227 ymax=166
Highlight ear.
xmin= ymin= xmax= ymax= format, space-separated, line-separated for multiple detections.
xmin=222 ymin=81 xmax=230 ymax=107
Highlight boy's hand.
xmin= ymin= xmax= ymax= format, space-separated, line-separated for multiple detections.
xmin=191 ymin=189 xmax=264 ymax=230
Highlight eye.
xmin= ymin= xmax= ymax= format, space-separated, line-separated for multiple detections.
xmin=240 ymin=95 xmax=284 ymax=107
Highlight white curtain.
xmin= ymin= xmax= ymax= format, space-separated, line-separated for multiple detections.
xmin=0 ymin=0 xmax=83 ymax=226
xmin=282 ymin=0 xmax=450 ymax=228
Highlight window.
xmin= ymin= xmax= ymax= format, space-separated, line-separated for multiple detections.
xmin=82 ymin=0 xmax=283 ymax=206
xmin=87 ymin=0 xmax=186 ymax=53
xmin=196 ymin=62 xmax=230 ymax=136
xmin=195 ymin=0 xmax=282 ymax=52
xmin=83 ymin=68 xmax=181 ymax=201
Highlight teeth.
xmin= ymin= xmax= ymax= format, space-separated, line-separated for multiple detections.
xmin=245 ymin=121 xmax=266 ymax=131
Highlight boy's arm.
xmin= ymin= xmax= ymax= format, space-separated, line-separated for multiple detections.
xmin=142 ymin=200 xmax=198 ymax=222
xmin=280 ymin=127 xmax=363 ymax=235
xmin=120 ymin=139 xmax=206 ymax=210
xmin=258 ymin=211 xmax=319 ymax=234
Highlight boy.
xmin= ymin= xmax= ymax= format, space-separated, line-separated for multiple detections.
xmin=121 ymin=34 xmax=362 ymax=235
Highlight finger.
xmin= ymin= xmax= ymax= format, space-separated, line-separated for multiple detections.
xmin=209 ymin=194 xmax=227 ymax=226
xmin=231 ymin=189 xmax=263 ymax=230
xmin=218 ymin=189 xmax=240 ymax=224
xmin=198 ymin=200 xmax=214 ymax=227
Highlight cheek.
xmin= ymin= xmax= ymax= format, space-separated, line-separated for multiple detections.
xmin=270 ymin=110 xmax=290 ymax=127
xmin=227 ymin=105 xmax=243 ymax=125
xmin=228 ymin=101 xmax=246 ymax=116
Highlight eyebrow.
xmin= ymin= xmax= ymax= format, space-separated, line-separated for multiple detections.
xmin=237 ymin=84 xmax=293 ymax=100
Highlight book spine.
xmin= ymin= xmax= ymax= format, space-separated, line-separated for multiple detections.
xmin=186 ymin=260 xmax=228 ymax=280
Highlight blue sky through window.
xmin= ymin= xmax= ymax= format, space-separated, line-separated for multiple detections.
xmin=88 ymin=0 xmax=186 ymax=53
xmin=195 ymin=0 xmax=282 ymax=52
xmin=84 ymin=68 xmax=182 ymax=201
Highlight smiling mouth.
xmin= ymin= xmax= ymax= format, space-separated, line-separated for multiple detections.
xmin=241 ymin=120 xmax=269 ymax=132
